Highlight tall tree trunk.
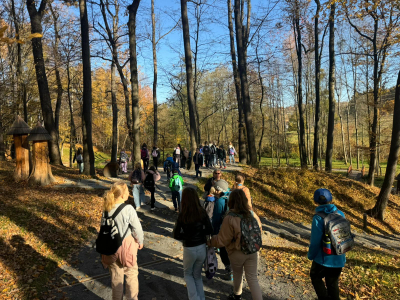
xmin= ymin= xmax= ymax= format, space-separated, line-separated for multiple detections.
xmin=337 ymin=94 xmax=347 ymax=164
xmin=346 ymin=103 xmax=352 ymax=166
xmin=293 ymin=11 xmax=307 ymax=168
xmin=11 ymin=0 xmax=26 ymax=122
xmin=99 ymin=0 xmax=132 ymax=144
xmin=369 ymin=71 xmax=400 ymax=220
xmin=111 ymin=62 xmax=118 ymax=163
xmin=234 ymin=0 xmax=257 ymax=165
xmin=26 ymin=0 xmax=62 ymax=165
xmin=0 ymin=102 xmax=4 ymax=161
xmin=79 ymin=0 xmax=95 ymax=175
xmin=128 ymin=0 xmax=141 ymax=165
xmin=151 ymin=0 xmax=158 ymax=146
xmin=313 ymin=0 xmax=321 ymax=170
xmin=227 ymin=0 xmax=246 ymax=163
xmin=352 ymin=55 xmax=359 ymax=169
xmin=67 ymin=62 xmax=76 ymax=168
xmin=256 ymin=44 xmax=265 ymax=163
xmin=49 ymin=4 xmax=63 ymax=136
xmin=325 ymin=3 xmax=335 ymax=172
xmin=180 ymin=0 xmax=198 ymax=167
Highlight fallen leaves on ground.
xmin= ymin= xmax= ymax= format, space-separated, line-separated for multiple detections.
xmin=0 ymin=162 xmax=103 ymax=299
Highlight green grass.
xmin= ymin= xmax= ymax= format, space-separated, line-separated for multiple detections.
xmin=259 ymin=156 xmax=400 ymax=173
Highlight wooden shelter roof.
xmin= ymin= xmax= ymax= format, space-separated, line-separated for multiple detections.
xmin=27 ymin=122 xmax=52 ymax=141
xmin=6 ymin=115 xmax=31 ymax=135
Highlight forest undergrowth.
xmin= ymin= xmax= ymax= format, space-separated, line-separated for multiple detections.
xmin=212 ymin=166 xmax=400 ymax=299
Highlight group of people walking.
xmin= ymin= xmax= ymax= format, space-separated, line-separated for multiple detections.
xmin=95 ymin=141 xmax=349 ymax=300
xmin=97 ymin=168 xmax=265 ymax=300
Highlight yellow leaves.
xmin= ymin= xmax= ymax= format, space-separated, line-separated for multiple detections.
xmin=28 ymin=33 xmax=43 ymax=39
xmin=0 ymin=25 xmax=43 ymax=45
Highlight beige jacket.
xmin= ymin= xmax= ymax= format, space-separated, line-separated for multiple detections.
xmin=235 ymin=185 xmax=252 ymax=209
xmin=210 ymin=210 xmax=262 ymax=256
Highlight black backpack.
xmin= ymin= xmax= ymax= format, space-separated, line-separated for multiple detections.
xmin=96 ymin=204 xmax=129 ymax=255
xmin=210 ymin=145 xmax=216 ymax=154
xmin=144 ymin=173 xmax=155 ymax=190
xmin=203 ymin=145 xmax=210 ymax=155
xmin=130 ymin=169 xmax=142 ymax=184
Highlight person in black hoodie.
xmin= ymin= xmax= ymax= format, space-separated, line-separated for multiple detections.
xmin=173 ymin=187 xmax=213 ymax=300
xmin=193 ymin=148 xmax=203 ymax=178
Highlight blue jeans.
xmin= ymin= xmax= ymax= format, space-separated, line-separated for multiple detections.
xmin=132 ymin=184 xmax=145 ymax=208
xmin=183 ymin=244 xmax=206 ymax=300
xmin=213 ymin=155 xmax=217 ymax=166
xmin=172 ymin=190 xmax=181 ymax=210
xmin=78 ymin=162 xmax=84 ymax=173
xmin=219 ymin=158 xmax=226 ymax=168
xmin=229 ymin=154 xmax=235 ymax=164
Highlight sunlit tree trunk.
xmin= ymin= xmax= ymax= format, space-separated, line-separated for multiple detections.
xmin=325 ymin=3 xmax=335 ymax=172
xmin=234 ymin=0 xmax=257 ymax=165
xmin=111 ymin=61 xmax=118 ymax=163
xmin=128 ymin=0 xmax=142 ymax=165
xmin=26 ymin=0 xmax=62 ymax=165
xmin=227 ymin=0 xmax=246 ymax=163
xmin=293 ymin=8 xmax=307 ymax=167
xmin=79 ymin=0 xmax=95 ymax=175
xmin=369 ymin=71 xmax=400 ymax=220
xmin=180 ymin=0 xmax=198 ymax=168
xmin=152 ymin=0 xmax=158 ymax=146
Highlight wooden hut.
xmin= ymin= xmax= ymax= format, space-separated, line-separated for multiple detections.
xmin=27 ymin=122 xmax=55 ymax=186
xmin=6 ymin=115 xmax=31 ymax=181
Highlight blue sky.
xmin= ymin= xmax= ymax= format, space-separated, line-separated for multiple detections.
xmin=130 ymin=0 xmax=281 ymax=103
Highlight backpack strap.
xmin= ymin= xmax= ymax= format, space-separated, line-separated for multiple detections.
xmin=111 ymin=203 xmax=128 ymax=219
xmin=228 ymin=212 xmax=242 ymax=218
xmin=111 ymin=203 xmax=132 ymax=241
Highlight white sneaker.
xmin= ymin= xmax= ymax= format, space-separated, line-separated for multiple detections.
xmin=151 ymin=207 xmax=155 ymax=211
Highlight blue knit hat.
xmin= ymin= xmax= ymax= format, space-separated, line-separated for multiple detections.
xmin=314 ymin=188 xmax=332 ymax=204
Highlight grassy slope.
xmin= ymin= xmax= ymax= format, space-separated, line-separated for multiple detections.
xmin=216 ymin=166 xmax=400 ymax=299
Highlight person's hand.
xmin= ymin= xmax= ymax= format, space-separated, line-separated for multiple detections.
xmin=206 ymin=240 xmax=211 ymax=247
xmin=138 ymin=244 xmax=144 ymax=250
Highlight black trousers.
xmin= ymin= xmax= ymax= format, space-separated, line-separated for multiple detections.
xmin=205 ymin=155 xmax=210 ymax=167
xmin=219 ymin=247 xmax=230 ymax=268
xmin=148 ymin=187 xmax=156 ymax=208
xmin=143 ymin=158 xmax=149 ymax=171
xmin=187 ymin=159 xmax=192 ymax=170
xmin=153 ymin=157 xmax=158 ymax=169
xmin=181 ymin=156 xmax=186 ymax=168
xmin=195 ymin=164 xmax=202 ymax=177
xmin=310 ymin=261 xmax=342 ymax=300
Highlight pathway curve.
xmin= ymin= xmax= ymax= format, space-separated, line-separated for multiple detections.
xmin=49 ymin=164 xmax=399 ymax=299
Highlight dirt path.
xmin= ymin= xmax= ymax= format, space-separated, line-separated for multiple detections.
xmin=48 ymin=165 xmax=318 ymax=299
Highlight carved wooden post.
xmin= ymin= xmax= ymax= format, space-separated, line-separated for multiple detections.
xmin=28 ymin=122 xmax=55 ymax=186
xmin=6 ymin=116 xmax=31 ymax=181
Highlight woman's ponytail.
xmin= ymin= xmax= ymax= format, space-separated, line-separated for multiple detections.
xmin=103 ymin=182 xmax=127 ymax=212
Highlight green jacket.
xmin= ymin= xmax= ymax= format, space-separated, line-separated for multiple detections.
xmin=169 ymin=174 xmax=184 ymax=191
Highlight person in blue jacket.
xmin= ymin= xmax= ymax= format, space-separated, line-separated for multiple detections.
xmin=163 ymin=155 xmax=181 ymax=176
xmin=211 ymin=180 xmax=232 ymax=281
xmin=308 ymin=188 xmax=346 ymax=300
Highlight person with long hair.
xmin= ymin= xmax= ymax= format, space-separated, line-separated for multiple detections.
xmin=141 ymin=143 xmax=150 ymax=171
xmin=173 ymin=187 xmax=213 ymax=300
xmin=129 ymin=162 xmax=146 ymax=209
xmin=73 ymin=147 xmax=84 ymax=174
xmin=208 ymin=189 xmax=263 ymax=300
xmin=232 ymin=174 xmax=252 ymax=210
xmin=100 ymin=182 xmax=144 ymax=300
xmin=143 ymin=166 xmax=161 ymax=211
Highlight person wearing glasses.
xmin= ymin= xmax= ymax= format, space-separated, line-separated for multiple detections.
xmin=204 ymin=169 xmax=226 ymax=195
